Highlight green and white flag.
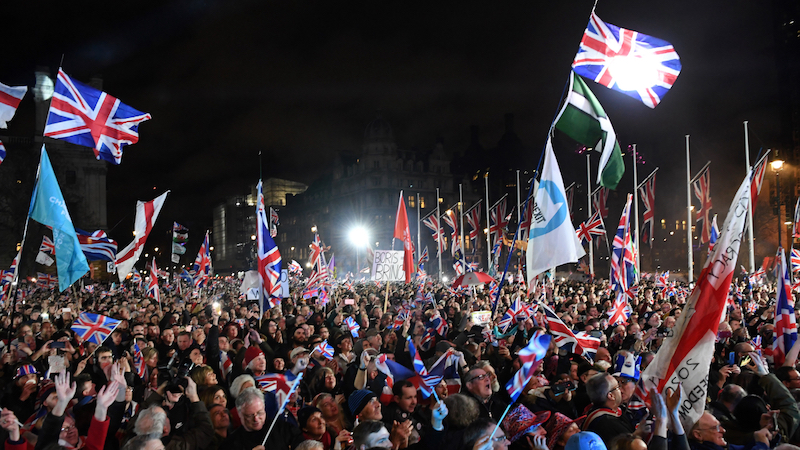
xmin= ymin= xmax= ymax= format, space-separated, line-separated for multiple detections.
xmin=555 ymin=71 xmax=624 ymax=189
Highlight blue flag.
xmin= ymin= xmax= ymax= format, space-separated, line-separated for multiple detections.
xmin=28 ymin=146 xmax=89 ymax=291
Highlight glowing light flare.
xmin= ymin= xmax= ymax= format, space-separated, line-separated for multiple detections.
xmin=606 ymin=54 xmax=661 ymax=92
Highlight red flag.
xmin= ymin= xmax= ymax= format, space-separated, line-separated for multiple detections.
xmin=394 ymin=193 xmax=415 ymax=283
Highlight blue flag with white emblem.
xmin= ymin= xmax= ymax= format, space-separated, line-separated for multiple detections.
xmin=526 ymin=138 xmax=585 ymax=280
xmin=28 ymin=146 xmax=89 ymax=291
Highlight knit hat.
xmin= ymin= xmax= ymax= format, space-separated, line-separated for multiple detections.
xmin=243 ymin=346 xmax=264 ymax=368
xmin=348 ymin=389 xmax=376 ymax=417
xmin=15 ymin=364 xmax=38 ymax=379
xmin=565 ymin=431 xmax=607 ymax=450
xmin=297 ymin=406 xmax=322 ymax=430
xmin=501 ymin=404 xmax=550 ymax=443
xmin=544 ymin=413 xmax=585 ymax=450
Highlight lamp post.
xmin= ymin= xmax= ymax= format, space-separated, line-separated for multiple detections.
xmin=772 ymin=158 xmax=785 ymax=249
xmin=349 ymin=227 xmax=369 ymax=274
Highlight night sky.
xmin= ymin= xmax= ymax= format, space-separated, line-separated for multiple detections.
xmin=1 ymin=0 xmax=786 ymax=255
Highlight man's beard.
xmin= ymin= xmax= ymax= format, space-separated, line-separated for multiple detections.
xmin=491 ymin=379 xmax=500 ymax=393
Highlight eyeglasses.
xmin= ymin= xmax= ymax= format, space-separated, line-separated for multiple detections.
xmin=698 ymin=424 xmax=723 ymax=433
xmin=61 ymin=425 xmax=75 ymax=432
xmin=242 ymin=410 xmax=266 ymax=420
xmin=468 ymin=374 xmax=489 ymax=383
xmin=491 ymin=434 xmax=509 ymax=443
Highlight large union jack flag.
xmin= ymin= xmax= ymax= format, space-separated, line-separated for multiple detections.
xmin=751 ymin=152 xmax=769 ymax=211
xmin=44 ymin=69 xmax=151 ymax=165
xmin=422 ymin=212 xmax=445 ymax=256
xmin=442 ymin=209 xmax=459 ymax=256
xmin=693 ymin=166 xmax=713 ymax=244
xmin=76 ymin=229 xmax=117 ymax=261
xmin=192 ymin=231 xmax=212 ymax=288
xmin=572 ymin=12 xmax=681 ymax=108
xmin=71 ymin=312 xmax=121 ymax=345
xmin=611 ymin=194 xmax=637 ymax=295
xmin=257 ymin=181 xmax=283 ymax=307
xmin=540 ymin=303 xmax=599 ymax=360
xmin=147 ymin=257 xmax=161 ymax=303
xmin=639 ymin=173 xmax=656 ymax=248
xmin=608 ymin=294 xmax=632 ymax=326
xmin=489 ymin=195 xmax=508 ymax=243
xmin=774 ymin=248 xmax=798 ymax=365
xmin=40 ymin=236 xmax=55 ymax=255
xmin=465 ymin=202 xmax=482 ymax=246
xmin=576 ymin=211 xmax=606 ymax=245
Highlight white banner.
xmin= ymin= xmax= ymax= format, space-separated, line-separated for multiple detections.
xmin=371 ymin=250 xmax=406 ymax=282
xmin=280 ymin=269 xmax=289 ymax=298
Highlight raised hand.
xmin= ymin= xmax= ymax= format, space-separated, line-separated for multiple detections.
xmin=431 ymin=401 xmax=449 ymax=431
xmin=53 ymin=371 xmax=77 ymax=417
xmin=0 ymin=408 xmax=21 ymax=441
xmin=95 ymin=381 xmax=121 ymax=422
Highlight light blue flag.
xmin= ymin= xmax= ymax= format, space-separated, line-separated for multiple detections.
xmin=28 ymin=146 xmax=89 ymax=291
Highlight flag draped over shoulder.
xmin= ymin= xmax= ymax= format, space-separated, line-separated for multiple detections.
xmin=394 ymin=192 xmax=414 ymax=283
xmin=555 ymin=71 xmax=624 ymax=189
xmin=527 ymin=138 xmax=585 ymax=280
xmin=115 ymin=192 xmax=168 ymax=281
xmin=640 ymin=170 xmax=752 ymax=430
xmin=28 ymin=146 xmax=89 ymax=291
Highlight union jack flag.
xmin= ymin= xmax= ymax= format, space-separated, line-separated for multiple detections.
xmin=639 ymin=173 xmax=656 ymax=248
xmin=505 ymin=331 xmax=550 ymax=402
xmin=540 ymin=303 xmax=600 ymax=360
xmin=392 ymin=308 xmax=409 ymax=330
xmin=422 ymin=212 xmax=445 ymax=256
xmin=465 ymin=202 xmax=482 ymax=246
xmin=289 ymin=259 xmax=303 ymax=275
xmin=611 ymin=194 xmax=637 ymax=295
xmin=420 ymin=326 xmax=436 ymax=351
xmin=751 ymin=152 xmax=769 ymax=211
xmin=408 ymin=337 xmax=443 ymax=398
xmin=518 ymin=195 xmax=535 ymax=238
xmin=593 ymin=187 xmax=609 ymax=219
xmin=76 ymin=229 xmax=117 ymax=261
xmin=0 ymin=141 xmax=5 ymax=166
xmin=44 ymin=69 xmax=151 ymax=164
xmin=442 ymin=209 xmax=459 ymax=256
xmin=133 ymin=343 xmax=146 ymax=379
xmin=257 ymin=181 xmax=282 ymax=308
xmin=693 ymin=166 xmax=713 ymax=244
xmin=301 ymin=285 xmax=319 ymax=299
xmin=418 ymin=246 xmax=429 ymax=266
xmin=345 ymin=317 xmax=360 ymax=338
xmin=607 ymin=294 xmax=632 ymax=325
xmin=313 ymin=340 xmax=335 ymax=360
xmin=71 ymin=312 xmax=121 ymax=345
xmin=489 ymin=195 xmax=508 ymax=244
xmin=192 ymin=231 xmax=212 ymax=288
xmin=708 ymin=215 xmax=720 ymax=256
xmin=751 ymin=335 xmax=762 ymax=357
xmin=37 ymin=273 xmax=58 ymax=289
xmin=572 ymin=12 xmax=681 ymax=108
xmin=269 ymin=207 xmax=279 ymax=238
xmin=499 ymin=297 xmax=526 ymax=332
xmin=656 ymin=271 xmax=670 ymax=290
xmin=40 ymin=236 xmax=55 ymax=255
xmin=624 ymin=284 xmax=639 ymax=301
xmin=1 ymin=252 xmax=18 ymax=285
xmin=130 ymin=268 xmax=143 ymax=288
xmin=254 ymin=373 xmax=294 ymax=405
xmin=774 ymin=248 xmax=797 ymax=366
xmin=316 ymin=287 xmax=330 ymax=307
xmin=147 ymin=257 xmax=160 ymax=303
xmin=576 ymin=211 xmax=606 ymax=245
xmin=430 ymin=310 xmax=448 ymax=336
xmin=750 ymin=267 xmax=765 ymax=286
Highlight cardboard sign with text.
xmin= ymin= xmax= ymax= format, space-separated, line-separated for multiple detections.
xmin=371 ymin=250 xmax=406 ymax=282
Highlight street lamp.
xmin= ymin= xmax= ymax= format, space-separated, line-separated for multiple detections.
xmin=349 ymin=227 xmax=369 ymax=272
xmin=772 ymin=158 xmax=785 ymax=249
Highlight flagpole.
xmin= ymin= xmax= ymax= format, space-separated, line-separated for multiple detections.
xmin=417 ymin=192 xmax=421 ymax=267
xmin=516 ymin=170 xmax=522 ymax=227
xmin=436 ymin=188 xmax=443 ymax=282
xmin=744 ymin=121 xmax=756 ymax=273
xmin=632 ymin=144 xmax=641 ymax=282
xmin=686 ymin=135 xmax=694 ymax=283
xmin=459 ymin=183 xmax=465 ymax=264
xmin=485 ymin=174 xmax=491 ymax=273
xmin=586 ymin=154 xmax=595 ymax=279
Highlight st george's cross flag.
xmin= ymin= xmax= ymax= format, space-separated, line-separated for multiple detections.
xmin=639 ymin=173 xmax=656 ymax=248
xmin=256 ymin=181 xmax=283 ymax=308
xmin=774 ymin=248 xmax=798 ymax=366
xmin=572 ymin=11 xmax=681 ymax=108
xmin=640 ymin=170 xmax=751 ymax=430
xmin=693 ymin=166 xmax=713 ymax=244
xmin=71 ymin=312 xmax=121 ymax=345
xmin=527 ymin=138 xmax=585 ymax=279
xmin=28 ymin=147 xmax=89 ymax=291
xmin=0 ymin=81 xmax=27 ymax=128
xmin=116 ymin=191 xmax=168 ymax=281
xmin=555 ymin=71 xmax=624 ymax=189
xmin=44 ymin=69 xmax=151 ymax=165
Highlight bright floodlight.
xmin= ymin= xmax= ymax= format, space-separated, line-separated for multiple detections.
xmin=349 ymin=227 xmax=369 ymax=247
xmin=607 ymin=55 xmax=661 ymax=92
xmin=772 ymin=159 xmax=785 ymax=171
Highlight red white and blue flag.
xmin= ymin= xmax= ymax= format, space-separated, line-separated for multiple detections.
xmin=639 ymin=173 xmax=656 ymax=248
xmin=518 ymin=195 xmax=535 ymax=239
xmin=0 ymin=140 xmax=5 ymax=166
xmin=0 ymin=81 xmax=27 ymax=128
xmin=40 ymin=236 xmax=55 ymax=255
xmin=610 ymin=194 xmax=636 ymax=295
xmin=192 ymin=231 xmax=212 ymax=288
xmin=133 ymin=343 xmax=146 ymax=379
xmin=791 ymin=249 xmax=800 ymax=273
xmin=774 ymin=248 xmax=798 ymax=365
xmin=693 ymin=166 xmax=713 ymax=244
xmin=147 ymin=257 xmax=160 ymax=303
xmin=289 ymin=260 xmax=303 ymax=275
xmin=572 ymin=12 xmax=681 ymax=108
xmin=422 ymin=212 xmax=445 ymax=256
xmin=254 ymin=373 xmax=293 ymax=405
xmin=499 ymin=297 xmax=526 ymax=332
xmin=489 ymin=195 xmax=508 ymax=244
xmin=656 ymin=271 xmax=669 ymax=290
xmin=44 ymin=69 xmax=151 ymax=164
xmin=408 ymin=337 xmax=443 ymax=398
xmin=505 ymin=331 xmax=551 ymax=402
xmin=607 ymin=294 xmax=632 ymax=326
xmin=593 ymin=187 xmax=609 ymax=220
xmin=442 ymin=209 xmax=459 ymax=257
xmin=313 ymin=340 xmax=335 ymax=360
xmin=269 ymin=207 xmax=279 ymax=238
xmin=576 ymin=211 xmax=606 ymax=245
xmin=37 ymin=273 xmax=57 ymax=288
xmin=71 ymin=312 xmax=121 ymax=345
xmin=465 ymin=202 xmax=482 ymax=246
xmin=345 ymin=317 xmax=360 ymax=338
xmin=76 ymin=229 xmax=117 ymax=261
xmin=256 ymin=181 xmax=283 ymax=308
xmin=751 ymin=152 xmax=770 ymax=211
xmin=540 ymin=303 xmax=599 ymax=360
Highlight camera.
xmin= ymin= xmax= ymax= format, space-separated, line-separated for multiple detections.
xmin=551 ymin=382 xmax=575 ymax=395
xmin=157 ymin=354 xmax=195 ymax=394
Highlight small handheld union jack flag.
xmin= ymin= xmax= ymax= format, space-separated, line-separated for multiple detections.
xmin=345 ymin=317 xmax=360 ymax=338
xmin=40 ymin=236 xmax=55 ymax=255
xmin=133 ymin=343 xmax=146 ymax=379
xmin=313 ymin=340 xmax=335 ymax=360
xmin=408 ymin=337 xmax=442 ymax=398
xmin=505 ymin=331 xmax=551 ymax=402
xmin=71 ymin=312 xmax=121 ymax=345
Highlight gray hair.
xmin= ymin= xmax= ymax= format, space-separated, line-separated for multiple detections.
xmin=586 ymin=373 xmax=614 ymax=406
xmin=122 ymin=434 xmax=161 ymax=450
xmin=235 ymin=387 xmax=265 ymax=411
xmin=134 ymin=405 xmax=167 ymax=436
xmin=230 ymin=374 xmax=257 ymax=398
xmin=443 ymin=394 xmax=480 ymax=428
xmin=296 ymin=441 xmax=324 ymax=450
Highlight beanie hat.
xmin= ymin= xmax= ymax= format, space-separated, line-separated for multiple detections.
xmin=243 ymin=346 xmax=264 ymax=368
xmin=348 ymin=389 xmax=376 ymax=417
xmin=15 ymin=364 xmax=38 ymax=379
xmin=297 ymin=406 xmax=322 ymax=430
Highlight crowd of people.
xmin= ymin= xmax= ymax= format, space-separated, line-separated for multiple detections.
xmin=0 ymin=271 xmax=798 ymax=450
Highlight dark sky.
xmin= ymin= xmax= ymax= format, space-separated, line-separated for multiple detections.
xmin=1 ymin=0 xmax=786 ymax=252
